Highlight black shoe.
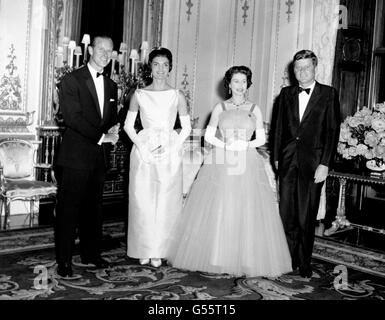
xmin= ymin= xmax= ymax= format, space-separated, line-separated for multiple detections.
xmin=299 ymin=266 xmax=313 ymax=278
xmin=57 ymin=263 xmax=73 ymax=278
xmin=80 ymin=256 xmax=110 ymax=269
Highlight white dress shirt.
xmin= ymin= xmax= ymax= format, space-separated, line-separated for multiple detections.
xmin=88 ymin=63 xmax=105 ymax=117
xmin=298 ymin=81 xmax=316 ymax=122
xmin=88 ymin=63 xmax=105 ymax=144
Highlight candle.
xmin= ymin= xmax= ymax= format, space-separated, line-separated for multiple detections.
xmin=68 ymin=40 xmax=77 ymax=68
xmin=111 ymin=50 xmax=118 ymax=78
xmin=62 ymin=36 xmax=70 ymax=63
xmin=56 ymin=46 xmax=64 ymax=67
xmin=140 ymin=41 xmax=149 ymax=64
xmin=118 ymin=53 xmax=124 ymax=65
xmin=119 ymin=42 xmax=128 ymax=71
xmin=74 ymin=46 xmax=82 ymax=68
xmin=129 ymin=49 xmax=139 ymax=76
xmin=81 ymin=34 xmax=91 ymax=63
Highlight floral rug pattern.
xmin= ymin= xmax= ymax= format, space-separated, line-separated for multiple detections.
xmin=1 ymin=243 xmax=385 ymax=300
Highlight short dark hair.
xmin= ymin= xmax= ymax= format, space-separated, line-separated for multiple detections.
xmin=91 ymin=36 xmax=113 ymax=48
xmin=224 ymin=66 xmax=253 ymax=93
xmin=293 ymin=50 xmax=318 ymax=66
xmin=148 ymin=47 xmax=173 ymax=71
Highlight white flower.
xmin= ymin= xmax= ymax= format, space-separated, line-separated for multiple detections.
xmin=348 ymin=116 xmax=362 ymax=128
xmin=356 ymin=144 xmax=368 ymax=155
xmin=372 ymin=118 xmax=385 ymax=133
xmin=364 ymin=149 xmax=374 ymax=159
xmin=348 ymin=147 xmax=358 ymax=157
xmin=338 ymin=102 xmax=385 ymax=165
xmin=339 ymin=126 xmax=351 ymax=142
xmin=364 ymin=131 xmax=379 ymax=147
xmin=347 ymin=137 xmax=358 ymax=146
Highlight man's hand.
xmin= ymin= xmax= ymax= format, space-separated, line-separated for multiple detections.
xmin=314 ymin=164 xmax=328 ymax=183
xmin=108 ymin=124 xmax=120 ymax=135
xmin=103 ymin=133 xmax=119 ymax=145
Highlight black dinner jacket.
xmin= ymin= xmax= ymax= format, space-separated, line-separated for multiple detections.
xmin=272 ymin=82 xmax=340 ymax=179
xmin=56 ymin=65 xmax=118 ymax=170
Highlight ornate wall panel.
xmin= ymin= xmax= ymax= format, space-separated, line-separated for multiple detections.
xmin=162 ymin=0 xmax=339 ymax=128
xmin=0 ymin=0 xmax=34 ymax=136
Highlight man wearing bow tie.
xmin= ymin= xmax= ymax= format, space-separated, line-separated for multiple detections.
xmin=54 ymin=36 xmax=119 ymax=278
xmin=271 ymin=50 xmax=340 ymax=278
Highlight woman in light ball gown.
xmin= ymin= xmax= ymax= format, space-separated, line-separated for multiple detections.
xmin=166 ymin=66 xmax=292 ymax=277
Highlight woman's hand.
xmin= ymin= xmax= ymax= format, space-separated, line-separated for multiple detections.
xmin=153 ymin=142 xmax=183 ymax=161
xmin=137 ymin=145 xmax=156 ymax=163
xmin=225 ymin=139 xmax=249 ymax=151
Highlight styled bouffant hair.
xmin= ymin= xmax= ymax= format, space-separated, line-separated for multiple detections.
xmin=224 ymin=65 xmax=253 ymax=93
xmin=293 ymin=50 xmax=318 ymax=66
xmin=148 ymin=47 xmax=173 ymax=71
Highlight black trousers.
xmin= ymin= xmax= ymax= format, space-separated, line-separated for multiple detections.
xmin=54 ymin=164 xmax=106 ymax=265
xmin=278 ymin=163 xmax=324 ymax=270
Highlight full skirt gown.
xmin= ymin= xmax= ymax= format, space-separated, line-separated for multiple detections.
xmin=166 ymin=147 xmax=292 ymax=277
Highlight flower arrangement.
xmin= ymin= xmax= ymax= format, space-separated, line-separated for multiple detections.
xmin=114 ymin=64 xmax=151 ymax=110
xmin=53 ymin=63 xmax=74 ymax=124
xmin=54 ymin=63 xmax=73 ymax=85
xmin=337 ymin=102 xmax=385 ymax=168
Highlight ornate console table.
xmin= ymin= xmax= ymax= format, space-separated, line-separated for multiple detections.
xmin=324 ymin=170 xmax=385 ymax=236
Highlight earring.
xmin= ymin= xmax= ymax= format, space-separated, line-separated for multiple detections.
xmin=229 ymin=88 xmax=232 ymax=95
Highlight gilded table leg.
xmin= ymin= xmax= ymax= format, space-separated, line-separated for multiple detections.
xmin=324 ymin=177 xmax=351 ymax=236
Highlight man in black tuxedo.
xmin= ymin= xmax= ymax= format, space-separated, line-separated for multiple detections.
xmin=271 ymin=50 xmax=340 ymax=278
xmin=54 ymin=36 xmax=119 ymax=278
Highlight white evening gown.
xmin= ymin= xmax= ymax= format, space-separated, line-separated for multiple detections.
xmin=127 ymin=89 xmax=183 ymax=259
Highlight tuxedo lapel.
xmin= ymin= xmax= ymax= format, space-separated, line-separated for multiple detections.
xmin=289 ymin=86 xmax=300 ymax=126
xmin=79 ymin=67 xmax=102 ymax=120
xmin=102 ymin=78 xmax=111 ymax=122
xmin=85 ymin=78 xmax=102 ymax=119
xmin=300 ymin=82 xmax=322 ymax=125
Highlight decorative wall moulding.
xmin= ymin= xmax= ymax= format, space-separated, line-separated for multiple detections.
xmin=241 ymin=0 xmax=250 ymax=25
xmin=186 ymin=0 xmax=194 ymax=21
xmin=0 ymin=112 xmax=35 ymax=133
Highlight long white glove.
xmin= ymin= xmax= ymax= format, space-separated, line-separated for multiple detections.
xmin=248 ymin=129 xmax=266 ymax=148
xmin=124 ymin=111 xmax=155 ymax=163
xmin=220 ymin=129 xmax=266 ymax=151
xmin=175 ymin=115 xmax=192 ymax=148
xmin=204 ymin=125 xmax=225 ymax=148
xmin=226 ymin=139 xmax=249 ymax=151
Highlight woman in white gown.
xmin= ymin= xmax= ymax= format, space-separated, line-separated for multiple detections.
xmin=124 ymin=47 xmax=191 ymax=268
xmin=166 ymin=66 xmax=292 ymax=277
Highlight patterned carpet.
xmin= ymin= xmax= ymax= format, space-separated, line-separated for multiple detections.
xmin=0 ymin=222 xmax=385 ymax=301
xmin=1 ymin=242 xmax=385 ymax=301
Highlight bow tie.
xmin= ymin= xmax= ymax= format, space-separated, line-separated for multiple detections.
xmin=298 ymin=87 xmax=311 ymax=95
xmin=96 ymin=72 xmax=104 ymax=78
